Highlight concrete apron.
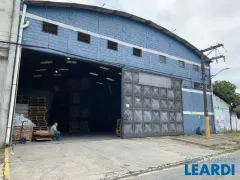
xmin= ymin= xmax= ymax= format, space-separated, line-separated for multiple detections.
xmin=8 ymin=135 xmax=224 ymax=180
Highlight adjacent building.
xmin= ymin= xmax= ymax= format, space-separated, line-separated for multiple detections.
xmin=0 ymin=0 xmax=20 ymax=147
xmin=212 ymin=94 xmax=231 ymax=132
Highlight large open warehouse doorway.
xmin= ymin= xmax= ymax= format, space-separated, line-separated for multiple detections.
xmin=16 ymin=49 xmax=122 ymax=137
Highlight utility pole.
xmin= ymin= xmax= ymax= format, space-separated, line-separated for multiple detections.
xmin=200 ymin=44 xmax=224 ymax=140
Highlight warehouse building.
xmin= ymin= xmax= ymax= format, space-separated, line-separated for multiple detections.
xmin=6 ymin=0 xmax=215 ymax=142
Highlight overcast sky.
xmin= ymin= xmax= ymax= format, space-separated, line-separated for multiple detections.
xmin=39 ymin=0 xmax=240 ymax=91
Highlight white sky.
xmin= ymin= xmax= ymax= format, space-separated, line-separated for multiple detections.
xmin=36 ymin=0 xmax=240 ymax=92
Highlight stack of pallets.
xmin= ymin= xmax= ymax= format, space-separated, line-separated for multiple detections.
xmin=28 ymin=97 xmax=51 ymax=140
xmin=29 ymin=106 xmax=48 ymax=131
xmin=116 ymin=119 xmax=121 ymax=137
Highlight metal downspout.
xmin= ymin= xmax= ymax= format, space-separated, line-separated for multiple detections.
xmin=5 ymin=3 xmax=27 ymax=145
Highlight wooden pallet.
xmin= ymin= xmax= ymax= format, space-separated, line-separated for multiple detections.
xmin=17 ymin=95 xmax=29 ymax=104
xmin=29 ymin=98 xmax=46 ymax=106
xmin=29 ymin=118 xmax=46 ymax=122
xmin=29 ymin=106 xmax=46 ymax=110
xmin=33 ymin=130 xmax=53 ymax=141
xmin=29 ymin=97 xmax=46 ymax=100
xmin=31 ymin=119 xmax=46 ymax=122
xmin=116 ymin=119 xmax=121 ymax=137
xmin=33 ymin=127 xmax=48 ymax=131
xmin=29 ymin=109 xmax=46 ymax=112
xmin=31 ymin=121 xmax=47 ymax=125
xmin=35 ymin=138 xmax=53 ymax=141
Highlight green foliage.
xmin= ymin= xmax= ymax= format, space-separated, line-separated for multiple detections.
xmin=233 ymin=107 xmax=240 ymax=112
xmin=213 ymin=80 xmax=240 ymax=110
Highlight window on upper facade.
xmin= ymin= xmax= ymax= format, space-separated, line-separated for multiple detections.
xmin=78 ymin=32 xmax=91 ymax=44
xmin=133 ymin=48 xmax=142 ymax=57
xmin=178 ymin=60 xmax=185 ymax=68
xmin=193 ymin=64 xmax=200 ymax=72
xmin=107 ymin=40 xmax=118 ymax=51
xmin=194 ymin=82 xmax=211 ymax=90
xmin=42 ymin=22 xmax=58 ymax=35
xmin=159 ymin=55 xmax=166 ymax=64
xmin=194 ymin=82 xmax=203 ymax=89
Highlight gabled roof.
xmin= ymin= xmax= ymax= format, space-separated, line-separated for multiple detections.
xmin=24 ymin=0 xmax=209 ymax=61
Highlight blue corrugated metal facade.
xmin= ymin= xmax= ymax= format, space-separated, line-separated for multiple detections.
xmin=21 ymin=3 xmax=214 ymax=134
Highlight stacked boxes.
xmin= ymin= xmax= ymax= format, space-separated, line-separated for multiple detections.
xmin=13 ymin=126 xmax=33 ymax=142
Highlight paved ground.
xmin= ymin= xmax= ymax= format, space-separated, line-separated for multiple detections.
xmin=124 ymin=150 xmax=240 ymax=180
xmin=8 ymin=134 xmax=224 ymax=180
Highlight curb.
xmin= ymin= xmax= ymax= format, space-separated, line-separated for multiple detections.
xmin=3 ymin=148 xmax=10 ymax=180
xmin=0 ymin=148 xmax=4 ymax=180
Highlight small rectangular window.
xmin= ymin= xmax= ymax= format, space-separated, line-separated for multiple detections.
xmin=42 ymin=22 xmax=58 ymax=35
xmin=194 ymin=82 xmax=211 ymax=90
xmin=178 ymin=60 xmax=185 ymax=68
xmin=133 ymin=48 xmax=142 ymax=57
xmin=194 ymin=82 xmax=202 ymax=89
xmin=193 ymin=65 xmax=200 ymax=72
xmin=78 ymin=32 xmax=90 ymax=44
xmin=159 ymin=55 xmax=166 ymax=64
xmin=107 ymin=40 xmax=118 ymax=51
xmin=207 ymin=84 xmax=211 ymax=90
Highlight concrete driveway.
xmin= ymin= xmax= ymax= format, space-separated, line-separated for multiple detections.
xmin=8 ymin=134 xmax=222 ymax=180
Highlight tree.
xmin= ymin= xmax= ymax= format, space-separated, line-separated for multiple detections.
xmin=213 ymin=81 xmax=240 ymax=110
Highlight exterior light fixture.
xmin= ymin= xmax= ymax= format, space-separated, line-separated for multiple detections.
xmin=40 ymin=61 xmax=53 ymax=64
xmin=106 ymin=77 xmax=115 ymax=81
xmin=67 ymin=57 xmax=71 ymax=60
xmin=36 ymin=69 xmax=47 ymax=72
xmin=100 ymin=66 xmax=109 ymax=70
xmin=66 ymin=60 xmax=77 ymax=64
xmin=55 ymin=70 xmax=58 ymax=73
xmin=211 ymin=67 xmax=230 ymax=78
xmin=54 ymin=74 xmax=62 ymax=76
xmin=90 ymin=72 xmax=99 ymax=76
xmin=59 ymin=68 xmax=69 ymax=71
xmin=33 ymin=75 xmax=42 ymax=78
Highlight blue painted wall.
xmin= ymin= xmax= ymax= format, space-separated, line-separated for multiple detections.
xmin=22 ymin=4 xmax=214 ymax=134
xmin=184 ymin=115 xmax=215 ymax=134
xmin=182 ymin=92 xmax=213 ymax=113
